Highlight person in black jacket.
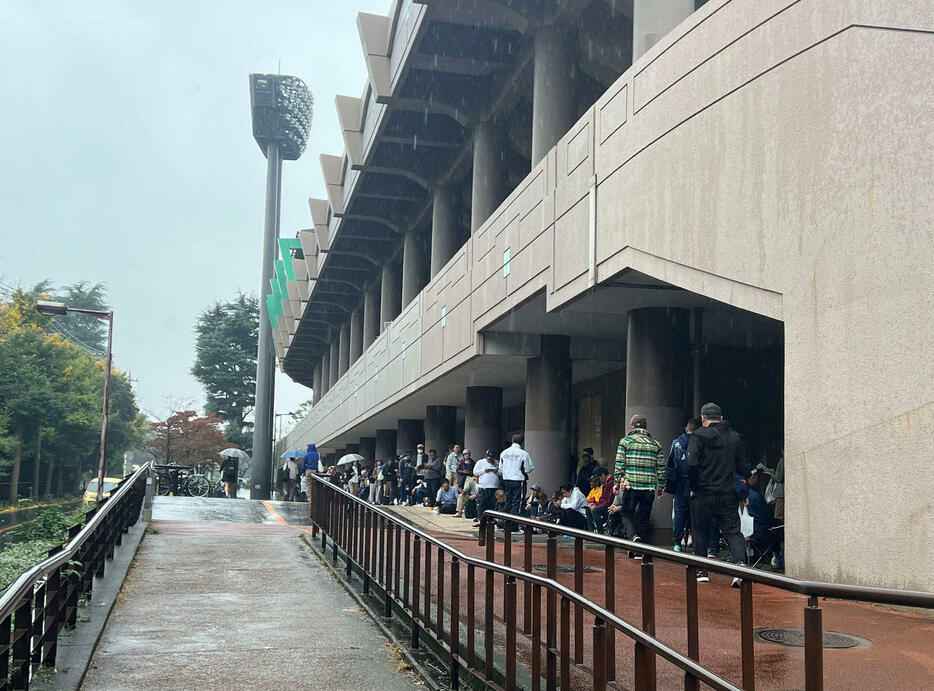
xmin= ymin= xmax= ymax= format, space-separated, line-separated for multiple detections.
xmin=686 ymin=402 xmax=751 ymax=585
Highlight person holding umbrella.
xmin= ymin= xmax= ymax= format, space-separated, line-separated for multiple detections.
xmin=217 ymin=448 xmax=248 ymax=499
xmin=278 ymin=451 xmax=301 ymax=501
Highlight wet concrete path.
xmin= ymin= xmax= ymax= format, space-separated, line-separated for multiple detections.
xmin=80 ymin=496 xmax=422 ymax=690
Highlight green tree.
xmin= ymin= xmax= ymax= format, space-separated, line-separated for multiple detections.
xmin=191 ymin=294 xmax=258 ymax=451
xmin=51 ymin=282 xmax=109 ymax=354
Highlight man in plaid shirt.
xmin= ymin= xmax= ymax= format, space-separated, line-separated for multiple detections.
xmin=612 ymin=414 xmax=666 ymax=554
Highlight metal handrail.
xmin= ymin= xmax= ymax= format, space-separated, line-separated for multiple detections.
xmin=478 ymin=510 xmax=934 ymax=609
xmin=310 ymin=475 xmax=741 ymax=690
xmin=0 ymin=462 xmax=150 ymax=618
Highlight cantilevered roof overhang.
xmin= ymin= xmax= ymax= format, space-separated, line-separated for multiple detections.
xmin=284 ymin=0 xmax=635 ymax=387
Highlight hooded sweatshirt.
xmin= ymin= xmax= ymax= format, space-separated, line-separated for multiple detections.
xmin=301 ymin=444 xmax=321 ymax=473
xmin=685 ymin=421 xmax=749 ymax=495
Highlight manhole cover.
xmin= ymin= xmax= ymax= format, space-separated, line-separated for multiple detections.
xmin=531 ymin=564 xmax=602 ymax=574
xmin=754 ymin=627 xmax=872 ymax=649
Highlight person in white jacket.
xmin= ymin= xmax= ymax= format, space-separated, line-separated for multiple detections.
xmin=558 ymin=483 xmax=589 ymax=530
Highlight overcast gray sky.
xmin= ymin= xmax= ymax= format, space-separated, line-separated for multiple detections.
xmin=0 ymin=0 xmax=388 ymax=433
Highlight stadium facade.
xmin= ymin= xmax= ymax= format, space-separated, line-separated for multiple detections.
xmin=275 ymin=0 xmax=934 ymax=591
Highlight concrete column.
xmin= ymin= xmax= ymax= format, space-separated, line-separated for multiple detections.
xmin=338 ymin=323 xmax=350 ymax=377
xmin=430 ymin=185 xmax=458 ymax=279
xmin=349 ymin=307 xmax=364 ymax=365
xmin=375 ymin=429 xmax=397 ymax=462
xmin=363 ymin=282 xmax=381 ymax=348
xmin=425 ymin=405 xmax=457 ymax=456
xmin=329 ymin=338 xmax=340 ymax=386
xmin=465 ymin=387 xmax=503 ymax=458
xmin=524 ymin=336 xmax=571 ymax=494
xmin=532 ymin=24 xmax=578 ymax=166
xmin=345 ymin=442 xmax=360 ymax=455
xmin=691 ymin=307 xmax=704 ymax=414
xmin=632 ymin=0 xmax=695 ymax=62
xmin=320 ymin=350 xmax=331 ymax=396
xmin=401 ymin=229 xmax=427 ymax=308
xmin=625 ymin=307 xmax=690 ymax=533
xmin=471 ymin=120 xmax=509 ymax=232
xmin=325 ymin=452 xmax=336 ymax=468
xmin=625 ymin=307 xmax=690 ymax=451
xmin=396 ymin=419 xmax=424 ymax=456
xmin=359 ymin=437 xmax=376 ymax=467
xmin=379 ymin=261 xmax=402 ymax=330
xmin=312 ymin=365 xmax=321 ymax=403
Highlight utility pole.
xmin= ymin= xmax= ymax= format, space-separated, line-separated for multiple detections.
xmin=248 ymin=74 xmax=312 ymax=500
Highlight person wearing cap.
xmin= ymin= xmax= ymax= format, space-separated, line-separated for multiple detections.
xmin=523 ymin=482 xmax=544 ymax=517
xmin=613 ymin=415 xmax=666 ymax=555
xmin=473 ymin=449 xmax=500 ymax=524
xmin=667 ymin=417 xmax=700 ymax=551
xmin=575 ymin=448 xmax=600 ymax=495
xmin=686 ymin=402 xmax=751 ymax=585
xmin=499 ymin=434 xmax=535 ymax=522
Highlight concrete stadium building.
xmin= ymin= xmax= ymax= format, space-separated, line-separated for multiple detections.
xmin=276 ymin=0 xmax=934 ymax=591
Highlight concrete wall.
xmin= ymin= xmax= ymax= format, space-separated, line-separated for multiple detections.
xmin=288 ymin=0 xmax=934 ymax=590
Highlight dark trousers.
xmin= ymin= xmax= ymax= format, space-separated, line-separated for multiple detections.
xmin=672 ymin=482 xmax=691 ymax=544
xmin=561 ymin=509 xmax=588 ymax=531
xmin=426 ymin=478 xmax=441 ymax=507
xmin=477 ymin=487 xmax=497 ymax=520
xmin=588 ymin=506 xmax=609 ymax=533
xmin=691 ymin=492 xmax=745 ymax=564
xmin=621 ymin=489 xmax=655 ymax=541
xmin=503 ymin=480 xmax=524 ymax=516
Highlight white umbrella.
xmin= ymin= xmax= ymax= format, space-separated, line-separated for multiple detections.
xmin=336 ymin=453 xmax=364 ymax=467
xmin=218 ymin=448 xmax=249 ymax=460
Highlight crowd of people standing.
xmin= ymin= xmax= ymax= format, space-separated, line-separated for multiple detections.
xmin=297 ymin=401 xmax=783 ymax=581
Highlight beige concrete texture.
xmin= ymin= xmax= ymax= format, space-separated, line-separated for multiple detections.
xmin=287 ymin=0 xmax=934 ymax=590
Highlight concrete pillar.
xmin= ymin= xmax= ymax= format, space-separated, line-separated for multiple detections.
xmin=532 ymin=24 xmax=578 ymax=166
xmin=471 ymin=120 xmax=509 ymax=232
xmin=430 ymin=185 xmax=458 ymax=279
xmin=691 ymin=307 xmax=704 ymax=414
xmin=402 ymin=229 xmax=427 ymax=308
xmin=524 ymin=336 xmax=571 ymax=494
xmin=346 ymin=442 xmax=360 ymax=455
xmin=625 ymin=307 xmax=690 ymax=533
xmin=425 ymin=405 xmax=457 ymax=456
xmin=363 ymin=282 xmax=381 ymax=349
xmin=329 ymin=338 xmax=340 ymax=385
xmin=321 ymin=350 xmax=331 ymax=396
xmin=375 ymin=429 xmax=397 ymax=462
xmin=465 ymin=387 xmax=503 ymax=459
xmin=632 ymin=0 xmax=695 ymax=62
xmin=312 ymin=365 xmax=321 ymax=403
xmin=379 ymin=261 xmax=402 ymax=330
xmin=625 ymin=307 xmax=690 ymax=451
xmin=335 ymin=448 xmax=347 ymax=464
xmin=359 ymin=437 xmax=376 ymax=467
xmin=396 ymin=419 xmax=424 ymax=456
xmin=338 ymin=323 xmax=350 ymax=377
xmin=325 ymin=452 xmax=336 ymax=468
xmin=349 ymin=307 xmax=364 ymax=365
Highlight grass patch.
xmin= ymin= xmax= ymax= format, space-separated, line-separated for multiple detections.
xmin=0 ymin=508 xmax=85 ymax=589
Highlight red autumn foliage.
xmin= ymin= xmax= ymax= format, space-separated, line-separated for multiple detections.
xmin=148 ymin=410 xmax=229 ymax=468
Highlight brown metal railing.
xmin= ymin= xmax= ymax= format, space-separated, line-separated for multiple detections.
xmin=476 ymin=509 xmax=934 ymax=691
xmin=311 ymin=476 xmax=934 ymax=690
xmin=310 ymin=476 xmax=746 ymax=690
xmin=0 ymin=463 xmax=148 ymax=690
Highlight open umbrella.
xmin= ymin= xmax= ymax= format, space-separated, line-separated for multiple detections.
xmin=280 ymin=449 xmax=304 ymax=459
xmin=218 ymin=448 xmax=249 ymax=460
xmin=336 ymin=453 xmax=364 ymax=467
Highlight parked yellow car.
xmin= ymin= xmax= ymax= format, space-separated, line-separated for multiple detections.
xmin=83 ymin=477 xmax=122 ymax=504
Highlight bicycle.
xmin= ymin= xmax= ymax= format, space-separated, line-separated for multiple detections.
xmin=154 ymin=465 xmax=210 ymax=498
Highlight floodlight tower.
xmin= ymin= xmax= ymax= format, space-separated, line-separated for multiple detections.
xmin=249 ymin=74 xmax=313 ymax=500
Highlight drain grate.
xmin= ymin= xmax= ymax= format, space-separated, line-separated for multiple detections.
xmin=531 ymin=564 xmax=602 ymax=574
xmin=754 ymin=627 xmax=872 ymax=649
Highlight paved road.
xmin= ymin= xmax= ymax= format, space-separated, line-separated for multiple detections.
xmin=81 ymin=497 xmax=422 ymax=690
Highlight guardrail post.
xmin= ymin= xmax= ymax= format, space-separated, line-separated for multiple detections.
xmin=574 ymin=537 xmax=584 ymax=663
xmin=741 ymin=580 xmax=755 ymax=690
xmin=506 ymin=575 xmax=517 ymax=691
xmin=523 ymin=526 xmax=533 ymax=634
xmin=450 ymin=557 xmax=461 ymax=690
xmin=485 ymin=520 xmax=495 ymax=681
xmin=804 ymin=595 xmax=823 ymax=691
xmin=546 ymin=533 xmax=557 ymax=691
xmin=411 ymin=534 xmax=421 ymax=649
xmin=685 ymin=564 xmax=699 ymax=691
xmin=593 ymin=617 xmax=607 ymax=691
xmin=142 ymin=471 xmax=154 ymax=522
xmin=605 ymin=545 xmax=616 ymax=683
xmin=635 ymin=555 xmax=656 ymax=689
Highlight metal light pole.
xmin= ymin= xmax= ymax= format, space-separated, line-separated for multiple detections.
xmin=248 ymin=74 xmax=313 ymax=500
xmin=36 ymin=300 xmax=114 ymax=502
